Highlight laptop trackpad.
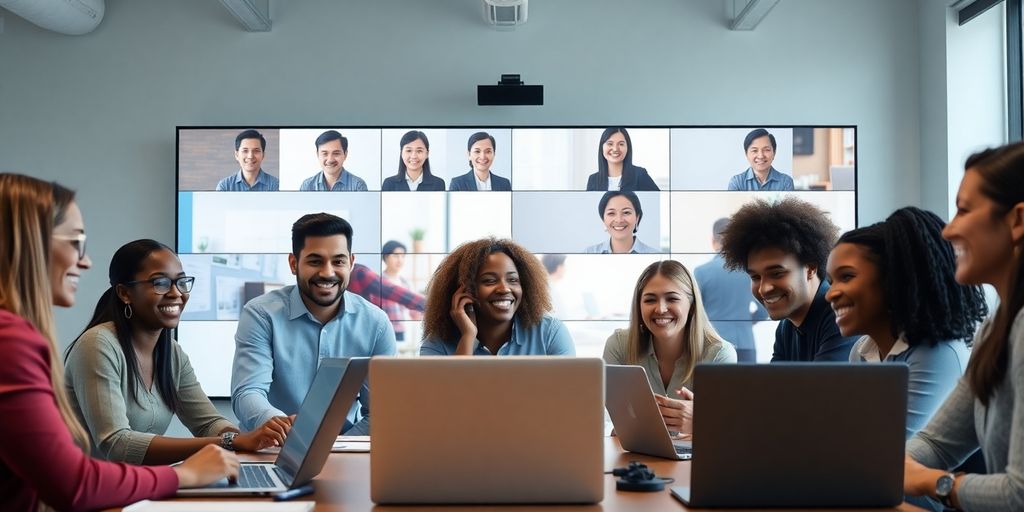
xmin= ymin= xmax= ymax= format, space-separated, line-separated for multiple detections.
xmin=670 ymin=486 xmax=692 ymax=505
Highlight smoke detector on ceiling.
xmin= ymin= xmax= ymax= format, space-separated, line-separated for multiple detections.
xmin=482 ymin=0 xmax=527 ymax=28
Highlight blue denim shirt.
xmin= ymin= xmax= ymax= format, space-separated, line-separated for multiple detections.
xmin=727 ymin=167 xmax=795 ymax=191
xmin=215 ymin=169 xmax=280 ymax=191
xmin=231 ymin=285 xmax=396 ymax=433
xmin=420 ymin=315 xmax=575 ymax=356
xmin=298 ymin=169 xmax=368 ymax=191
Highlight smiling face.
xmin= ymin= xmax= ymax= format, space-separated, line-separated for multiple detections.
xmin=49 ymin=201 xmax=92 ymax=307
xmin=746 ymin=247 xmax=818 ymax=322
xmin=943 ymin=169 xmax=1017 ymax=288
xmin=289 ymin=235 xmax=353 ymax=310
xmin=603 ymin=195 xmax=638 ymax=244
xmin=120 ymin=249 xmax=189 ymax=330
xmin=825 ymin=243 xmax=887 ymax=338
xmin=468 ymin=138 xmax=494 ymax=174
xmin=602 ymin=131 xmax=628 ymax=166
xmin=234 ymin=137 xmax=265 ymax=174
xmin=318 ymin=139 xmax=348 ymax=177
xmin=745 ymin=135 xmax=776 ymax=175
xmin=639 ymin=273 xmax=693 ymax=343
xmin=402 ymin=138 xmax=429 ymax=174
xmin=473 ymin=251 xmax=522 ymax=325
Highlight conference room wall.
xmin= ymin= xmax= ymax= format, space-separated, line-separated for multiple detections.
xmin=0 ymin=0 xmax=923 ymax=362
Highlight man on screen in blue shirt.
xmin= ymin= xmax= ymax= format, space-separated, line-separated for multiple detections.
xmin=718 ymin=197 xmax=856 ymax=362
xmin=726 ymin=128 xmax=795 ymax=191
xmin=231 ymin=213 xmax=396 ymax=434
xmin=215 ymin=129 xmax=281 ymax=191
xmin=694 ymin=217 xmax=769 ymax=362
xmin=299 ymin=130 xmax=369 ymax=191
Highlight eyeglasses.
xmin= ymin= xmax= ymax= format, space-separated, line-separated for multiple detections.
xmin=125 ymin=276 xmax=195 ymax=295
xmin=53 ymin=233 xmax=87 ymax=261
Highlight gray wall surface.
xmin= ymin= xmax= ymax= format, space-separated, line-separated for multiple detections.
xmin=1 ymin=0 xmax=925 ymax=350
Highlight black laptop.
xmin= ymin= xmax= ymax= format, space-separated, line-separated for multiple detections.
xmin=672 ymin=363 xmax=907 ymax=508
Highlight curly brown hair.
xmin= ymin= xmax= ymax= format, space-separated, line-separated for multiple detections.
xmin=719 ymin=197 xmax=839 ymax=280
xmin=421 ymin=238 xmax=551 ymax=343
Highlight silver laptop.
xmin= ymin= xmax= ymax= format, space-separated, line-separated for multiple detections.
xmin=178 ymin=357 xmax=368 ymax=496
xmin=672 ymin=363 xmax=907 ymax=508
xmin=605 ymin=364 xmax=692 ymax=460
xmin=370 ymin=357 xmax=605 ymax=504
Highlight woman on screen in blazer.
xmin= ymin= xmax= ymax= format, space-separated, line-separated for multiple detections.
xmin=448 ymin=131 xmax=512 ymax=191
xmin=603 ymin=260 xmax=736 ymax=435
xmin=585 ymin=191 xmax=660 ymax=254
xmin=64 ymin=239 xmax=293 ymax=466
xmin=0 ymin=174 xmax=238 ymax=511
xmin=585 ymin=127 xmax=659 ymax=191
xmin=902 ymin=143 xmax=1024 ymax=511
xmin=825 ymin=207 xmax=986 ymax=440
xmin=381 ymin=130 xmax=446 ymax=191
xmin=419 ymin=238 xmax=574 ymax=356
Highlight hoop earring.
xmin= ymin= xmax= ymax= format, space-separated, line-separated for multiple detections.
xmin=124 ymin=303 xmax=133 ymax=319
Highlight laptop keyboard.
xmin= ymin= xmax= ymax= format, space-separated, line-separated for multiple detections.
xmin=675 ymin=445 xmax=692 ymax=455
xmin=237 ymin=465 xmax=275 ymax=488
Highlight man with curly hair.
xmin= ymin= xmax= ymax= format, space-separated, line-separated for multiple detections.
xmin=718 ymin=197 xmax=857 ymax=361
xmin=420 ymin=238 xmax=574 ymax=356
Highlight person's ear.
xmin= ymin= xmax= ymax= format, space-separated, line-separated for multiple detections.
xmin=806 ymin=265 xmax=818 ymax=281
xmin=288 ymin=253 xmax=298 ymax=275
xmin=1008 ymin=203 xmax=1024 ymax=244
xmin=114 ymin=284 xmax=131 ymax=303
xmin=349 ymin=253 xmax=357 ymax=267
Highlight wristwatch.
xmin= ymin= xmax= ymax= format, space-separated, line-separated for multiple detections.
xmin=220 ymin=431 xmax=239 ymax=451
xmin=935 ymin=473 xmax=956 ymax=509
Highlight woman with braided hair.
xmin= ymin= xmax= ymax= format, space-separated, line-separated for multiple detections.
xmin=825 ymin=207 xmax=987 ymax=439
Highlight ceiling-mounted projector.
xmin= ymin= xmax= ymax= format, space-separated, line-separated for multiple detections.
xmin=478 ymin=74 xmax=543 ymax=106
xmin=482 ymin=0 xmax=527 ymax=27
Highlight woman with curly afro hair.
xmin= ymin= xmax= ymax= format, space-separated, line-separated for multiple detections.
xmin=419 ymin=238 xmax=575 ymax=356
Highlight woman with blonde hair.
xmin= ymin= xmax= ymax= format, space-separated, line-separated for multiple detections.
xmin=603 ymin=260 xmax=736 ymax=434
xmin=0 ymin=173 xmax=238 ymax=511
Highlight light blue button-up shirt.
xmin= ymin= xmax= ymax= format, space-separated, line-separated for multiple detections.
xmin=584 ymin=237 xmax=661 ymax=254
xmin=726 ymin=167 xmax=795 ymax=191
xmin=215 ymin=169 xmax=280 ymax=191
xmin=298 ymin=169 xmax=369 ymax=191
xmin=419 ymin=315 xmax=576 ymax=356
xmin=231 ymin=285 xmax=396 ymax=434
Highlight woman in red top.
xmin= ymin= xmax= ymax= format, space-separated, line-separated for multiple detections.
xmin=0 ymin=173 xmax=239 ymax=511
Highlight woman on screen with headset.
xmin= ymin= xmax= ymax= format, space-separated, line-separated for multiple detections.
xmin=824 ymin=207 xmax=987 ymax=439
xmin=585 ymin=127 xmax=659 ymax=191
xmin=0 ymin=173 xmax=237 ymax=511
xmin=585 ymin=191 xmax=660 ymax=254
xmin=381 ymin=130 xmax=446 ymax=191
xmin=604 ymin=260 xmax=735 ymax=435
xmin=420 ymin=238 xmax=574 ymax=356
xmin=449 ymin=131 xmax=512 ymax=191
xmin=63 ymin=239 xmax=293 ymax=465
xmin=902 ymin=143 xmax=1024 ymax=511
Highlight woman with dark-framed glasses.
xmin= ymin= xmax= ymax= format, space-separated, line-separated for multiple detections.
xmin=64 ymin=239 xmax=293 ymax=464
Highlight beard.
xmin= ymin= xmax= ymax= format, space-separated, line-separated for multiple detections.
xmin=298 ymin=276 xmax=346 ymax=308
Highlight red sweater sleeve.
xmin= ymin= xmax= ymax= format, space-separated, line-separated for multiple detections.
xmin=0 ymin=311 xmax=178 ymax=511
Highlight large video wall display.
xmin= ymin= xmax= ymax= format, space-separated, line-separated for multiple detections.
xmin=177 ymin=126 xmax=857 ymax=396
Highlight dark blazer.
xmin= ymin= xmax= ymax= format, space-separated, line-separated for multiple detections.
xmin=448 ymin=170 xmax=512 ymax=191
xmin=381 ymin=174 xmax=446 ymax=191
xmin=585 ymin=165 xmax=660 ymax=191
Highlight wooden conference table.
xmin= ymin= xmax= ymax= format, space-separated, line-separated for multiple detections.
xmin=111 ymin=437 xmax=924 ymax=511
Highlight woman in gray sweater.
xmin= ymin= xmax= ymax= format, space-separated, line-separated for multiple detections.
xmin=903 ymin=143 xmax=1024 ymax=511
xmin=65 ymin=239 xmax=292 ymax=464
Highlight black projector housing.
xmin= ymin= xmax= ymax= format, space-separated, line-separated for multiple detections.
xmin=477 ymin=84 xmax=544 ymax=106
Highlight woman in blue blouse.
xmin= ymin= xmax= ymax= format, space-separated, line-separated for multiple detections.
xmin=825 ymin=207 xmax=987 ymax=438
xmin=420 ymin=238 xmax=574 ymax=356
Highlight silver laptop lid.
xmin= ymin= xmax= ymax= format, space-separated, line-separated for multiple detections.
xmin=689 ymin=363 xmax=907 ymax=508
xmin=370 ymin=357 xmax=605 ymax=504
xmin=605 ymin=364 xmax=688 ymax=459
xmin=275 ymin=357 xmax=369 ymax=486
